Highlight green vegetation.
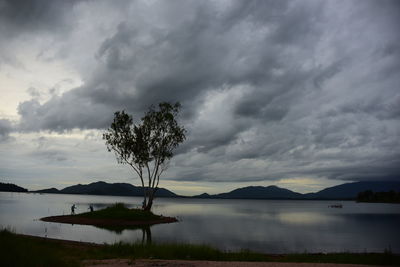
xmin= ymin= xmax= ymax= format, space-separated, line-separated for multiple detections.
xmin=76 ymin=203 xmax=161 ymax=221
xmin=0 ymin=229 xmax=81 ymax=267
xmin=1 ymin=229 xmax=399 ymax=267
xmin=357 ymin=190 xmax=400 ymax=203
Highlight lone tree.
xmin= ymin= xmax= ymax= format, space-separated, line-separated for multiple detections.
xmin=103 ymin=102 xmax=186 ymax=211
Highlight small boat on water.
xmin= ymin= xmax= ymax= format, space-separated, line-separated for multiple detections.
xmin=329 ymin=204 xmax=343 ymax=208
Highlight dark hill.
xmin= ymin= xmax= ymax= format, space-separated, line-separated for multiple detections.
xmin=191 ymin=181 xmax=400 ymax=200
xmin=7 ymin=180 xmax=400 ymax=200
xmin=192 ymin=193 xmax=211 ymax=198
xmin=0 ymin=182 xmax=28 ymax=192
xmin=213 ymin=185 xmax=303 ymax=199
xmin=60 ymin=181 xmax=177 ymax=197
xmin=34 ymin=188 xmax=60 ymax=194
xmin=304 ymin=181 xmax=400 ymax=199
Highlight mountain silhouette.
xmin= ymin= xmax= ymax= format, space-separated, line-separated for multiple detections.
xmin=303 ymin=181 xmax=400 ymax=199
xmin=35 ymin=181 xmax=177 ymax=197
xmin=211 ymin=185 xmax=302 ymax=199
xmin=193 ymin=181 xmax=400 ymax=200
xmin=0 ymin=182 xmax=28 ymax=192
xmin=6 ymin=180 xmax=400 ymax=200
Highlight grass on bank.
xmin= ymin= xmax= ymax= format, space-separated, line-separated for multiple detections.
xmin=75 ymin=203 xmax=161 ymax=221
xmin=1 ymin=229 xmax=399 ymax=267
xmin=0 ymin=229 xmax=81 ymax=267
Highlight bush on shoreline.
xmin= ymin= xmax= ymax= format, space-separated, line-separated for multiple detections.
xmin=357 ymin=190 xmax=400 ymax=203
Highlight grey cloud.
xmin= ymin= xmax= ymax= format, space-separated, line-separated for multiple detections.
xmin=27 ymin=87 xmax=41 ymax=98
xmin=313 ymin=60 xmax=345 ymax=89
xmin=0 ymin=0 xmax=79 ymax=35
xmin=0 ymin=119 xmax=13 ymax=141
xmin=18 ymin=90 xmax=113 ymax=132
xmin=0 ymin=0 xmax=80 ymax=68
xmin=171 ymin=150 xmax=400 ymax=183
xmin=17 ymin=0 xmax=319 ymax=129
xmin=302 ymin=159 xmax=400 ymax=182
xmin=6 ymin=0 xmax=400 ymax=185
xmin=324 ymin=95 xmax=400 ymax=121
xmin=35 ymin=136 xmax=48 ymax=149
xmin=30 ymin=149 xmax=68 ymax=162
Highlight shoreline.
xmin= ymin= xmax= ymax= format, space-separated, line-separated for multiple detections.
xmin=13 ymin=232 xmax=400 ymax=256
xmin=2 ymin=231 xmax=399 ymax=266
xmin=83 ymin=259 xmax=386 ymax=267
xmin=40 ymin=214 xmax=178 ymax=227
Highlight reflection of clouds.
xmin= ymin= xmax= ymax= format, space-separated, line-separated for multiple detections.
xmin=3 ymin=193 xmax=400 ymax=253
xmin=277 ymin=212 xmax=342 ymax=225
xmin=153 ymin=203 xmax=234 ymax=217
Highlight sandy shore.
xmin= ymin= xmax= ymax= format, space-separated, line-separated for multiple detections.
xmin=83 ymin=259 xmax=385 ymax=267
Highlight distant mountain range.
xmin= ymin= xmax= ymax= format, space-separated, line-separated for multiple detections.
xmin=195 ymin=185 xmax=303 ymax=199
xmin=1 ymin=180 xmax=400 ymax=200
xmin=194 ymin=181 xmax=400 ymax=200
xmin=34 ymin=181 xmax=177 ymax=198
xmin=302 ymin=181 xmax=400 ymax=199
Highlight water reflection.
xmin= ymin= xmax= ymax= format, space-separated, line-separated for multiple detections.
xmin=93 ymin=224 xmax=153 ymax=244
xmin=142 ymin=226 xmax=152 ymax=244
xmin=277 ymin=212 xmax=343 ymax=225
xmin=1 ymin=192 xmax=399 ymax=253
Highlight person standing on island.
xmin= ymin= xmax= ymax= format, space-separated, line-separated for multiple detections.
xmin=89 ymin=205 xmax=94 ymax=212
xmin=71 ymin=204 xmax=76 ymax=215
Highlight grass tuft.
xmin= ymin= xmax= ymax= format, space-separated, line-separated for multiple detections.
xmin=0 ymin=229 xmax=80 ymax=267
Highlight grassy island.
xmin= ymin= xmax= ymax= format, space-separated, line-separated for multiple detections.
xmin=40 ymin=203 xmax=177 ymax=228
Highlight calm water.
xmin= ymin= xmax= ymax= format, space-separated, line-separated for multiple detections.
xmin=1 ymin=192 xmax=399 ymax=253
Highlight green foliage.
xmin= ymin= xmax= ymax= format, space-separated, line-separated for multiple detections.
xmin=0 ymin=229 xmax=80 ymax=267
xmin=103 ymin=102 xmax=186 ymax=168
xmin=103 ymin=102 xmax=186 ymax=210
xmin=357 ymin=190 xmax=400 ymax=203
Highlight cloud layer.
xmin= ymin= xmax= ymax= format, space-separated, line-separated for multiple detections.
xmin=1 ymin=0 xmax=399 ymax=191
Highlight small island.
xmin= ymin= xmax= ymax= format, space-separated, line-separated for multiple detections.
xmin=40 ymin=203 xmax=177 ymax=228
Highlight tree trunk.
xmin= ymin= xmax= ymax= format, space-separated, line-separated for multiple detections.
xmin=144 ymin=195 xmax=153 ymax=211
xmin=142 ymin=187 xmax=147 ymax=209
xmin=145 ymin=226 xmax=152 ymax=243
xmin=141 ymin=226 xmax=152 ymax=244
xmin=144 ymin=188 xmax=154 ymax=211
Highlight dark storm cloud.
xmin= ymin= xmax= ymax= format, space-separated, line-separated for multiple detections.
xmin=7 ymin=0 xmax=400 ymax=183
xmin=0 ymin=0 xmax=78 ymax=34
xmin=17 ymin=0 xmax=323 ymax=130
xmin=17 ymin=90 xmax=113 ymax=132
xmin=332 ymin=95 xmax=400 ymax=120
xmin=0 ymin=0 xmax=80 ymax=67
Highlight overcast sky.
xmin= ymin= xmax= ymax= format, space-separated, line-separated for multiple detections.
xmin=0 ymin=0 xmax=399 ymax=195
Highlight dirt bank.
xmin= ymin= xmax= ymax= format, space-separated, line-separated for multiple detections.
xmin=83 ymin=259 xmax=384 ymax=267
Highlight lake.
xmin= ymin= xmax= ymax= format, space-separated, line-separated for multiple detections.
xmin=1 ymin=192 xmax=399 ymax=253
